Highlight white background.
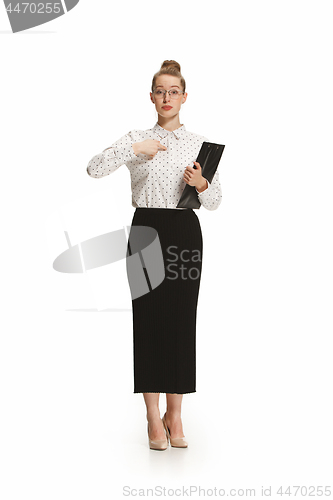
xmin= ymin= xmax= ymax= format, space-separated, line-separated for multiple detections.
xmin=1 ymin=1 xmax=332 ymax=498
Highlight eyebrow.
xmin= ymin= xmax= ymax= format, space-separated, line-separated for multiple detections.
xmin=155 ymin=85 xmax=180 ymax=89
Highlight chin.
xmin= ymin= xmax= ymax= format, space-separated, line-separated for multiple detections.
xmin=159 ymin=110 xmax=177 ymax=118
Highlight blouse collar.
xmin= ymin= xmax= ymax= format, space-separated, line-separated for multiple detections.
xmin=152 ymin=122 xmax=186 ymax=139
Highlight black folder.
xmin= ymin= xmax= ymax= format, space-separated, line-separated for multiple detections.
xmin=176 ymin=141 xmax=225 ymax=209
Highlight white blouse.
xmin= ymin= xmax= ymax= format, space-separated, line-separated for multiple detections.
xmin=86 ymin=122 xmax=222 ymax=211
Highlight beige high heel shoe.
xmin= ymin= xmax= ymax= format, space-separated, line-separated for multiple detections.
xmin=147 ymin=421 xmax=168 ymax=450
xmin=162 ymin=413 xmax=188 ymax=448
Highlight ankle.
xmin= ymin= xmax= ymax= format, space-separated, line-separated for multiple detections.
xmin=147 ymin=408 xmax=161 ymax=419
xmin=166 ymin=410 xmax=182 ymax=420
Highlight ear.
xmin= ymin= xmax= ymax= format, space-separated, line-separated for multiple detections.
xmin=150 ymin=92 xmax=155 ymax=104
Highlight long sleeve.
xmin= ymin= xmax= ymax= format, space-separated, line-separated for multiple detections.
xmin=86 ymin=122 xmax=222 ymax=211
xmin=86 ymin=131 xmax=138 ymax=178
xmin=195 ymin=169 xmax=222 ymax=211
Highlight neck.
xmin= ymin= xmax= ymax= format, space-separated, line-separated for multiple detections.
xmin=157 ymin=114 xmax=182 ymax=132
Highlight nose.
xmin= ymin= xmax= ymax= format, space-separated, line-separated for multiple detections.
xmin=163 ymin=91 xmax=171 ymax=103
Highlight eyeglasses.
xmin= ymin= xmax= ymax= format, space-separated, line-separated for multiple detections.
xmin=152 ymin=89 xmax=184 ymax=100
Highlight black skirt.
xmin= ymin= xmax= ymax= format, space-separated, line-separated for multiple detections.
xmin=126 ymin=207 xmax=203 ymax=394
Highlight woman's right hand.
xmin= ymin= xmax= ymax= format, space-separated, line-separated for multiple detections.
xmin=132 ymin=139 xmax=167 ymax=158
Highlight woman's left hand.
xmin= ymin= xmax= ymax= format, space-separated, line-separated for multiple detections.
xmin=183 ymin=162 xmax=208 ymax=191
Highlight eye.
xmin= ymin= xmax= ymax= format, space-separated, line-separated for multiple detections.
xmin=155 ymin=90 xmax=164 ymax=96
xmin=170 ymin=91 xmax=178 ymax=96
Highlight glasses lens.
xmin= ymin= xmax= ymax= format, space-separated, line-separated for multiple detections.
xmin=153 ymin=90 xmax=182 ymax=99
xmin=170 ymin=90 xmax=181 ymax=99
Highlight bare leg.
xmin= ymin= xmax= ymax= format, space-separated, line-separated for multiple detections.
xmin=165 ymin=393 xmax=185 ymax=438
xmin=143 ymin=393 xmax=167 ymax=441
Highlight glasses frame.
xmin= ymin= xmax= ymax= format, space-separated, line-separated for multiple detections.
xmin=152 ymin=89 xmax=185 ymax=100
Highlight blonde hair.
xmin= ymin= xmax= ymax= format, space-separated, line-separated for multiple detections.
xmin=151 ymin=60 xmax=186 ymax=92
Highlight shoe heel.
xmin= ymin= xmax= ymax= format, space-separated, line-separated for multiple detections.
xmin=162 ymin=413 xmax=188 ymax=448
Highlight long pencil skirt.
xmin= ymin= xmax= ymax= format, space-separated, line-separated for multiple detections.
xmin=126 ymin=207 xmax=203 ymax=394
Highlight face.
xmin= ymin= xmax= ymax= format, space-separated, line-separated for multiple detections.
xmin=150 ymin=74 xmax=187 ymax=119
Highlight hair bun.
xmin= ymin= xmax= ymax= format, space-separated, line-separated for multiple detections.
xmin=161 ymin=60 xmax=181 ymax=73
xmin=152 ymin=60 xmax=186 ymax=92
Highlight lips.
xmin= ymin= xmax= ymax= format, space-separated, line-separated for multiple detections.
xmin=162 ymin=106 xmax=173 ymax=110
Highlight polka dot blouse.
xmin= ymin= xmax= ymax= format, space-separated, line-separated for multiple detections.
xmin=86 ymin=122 xmax=222 ymax=211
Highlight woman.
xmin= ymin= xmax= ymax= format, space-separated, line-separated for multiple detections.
xmin=87 ymin=60 xmax=222 ymax=450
